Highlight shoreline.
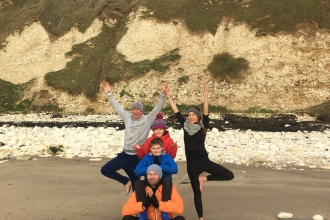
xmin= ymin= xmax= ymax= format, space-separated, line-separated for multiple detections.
xmin=1 ymin=113 xmax=330 ymax=132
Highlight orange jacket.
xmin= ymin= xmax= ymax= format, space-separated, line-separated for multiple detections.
xmin=135 ymin=131 xmax=178 ymax=159
xmin=122 ymin=185 xmax=184 ymax=220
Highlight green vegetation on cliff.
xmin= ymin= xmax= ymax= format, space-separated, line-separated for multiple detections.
xmin=143 ymin=0 xmax=330 ymax=35
xmin=1 ymin=0 xmax=330 ymax=114
xmin=0 ymin=79 xmax=34 ymax=112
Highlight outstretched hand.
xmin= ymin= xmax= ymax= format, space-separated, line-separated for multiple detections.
xmin=163 ymin=82 xmax=169 ymax=95
xmin=104 ymin=82 xmax=112 ymax=94
xmin=133 ymin=144 xmax=141 ymax=150
xmin=203 ymin=78 xmax=208 ymax=93
xmin=164 ymin=82 xmax=170 ymax=97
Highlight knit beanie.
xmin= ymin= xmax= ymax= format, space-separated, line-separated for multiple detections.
xmin=151 ymin=112 xmax=166 ymax=131
xmin=131 ymin=101 xmax=143 ymax=112
xmin=147 ymin=164 xmax=163 ymax=179
xmin=187 ymin=108 xmax=201 ymax=118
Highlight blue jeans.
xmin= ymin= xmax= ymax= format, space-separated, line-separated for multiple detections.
xmin=101 ymin=151 xmax=140 ymax=190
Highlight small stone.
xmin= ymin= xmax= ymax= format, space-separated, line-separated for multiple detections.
xmin=17 ymin=156 xmax=31 ymax=160
xmin=277 ymin=212 xmax=293 ymax=218
xmin=313 ymin=215 xmax=323 ymax=220
xmin=89 ymin=158 xmax=102 ymax=161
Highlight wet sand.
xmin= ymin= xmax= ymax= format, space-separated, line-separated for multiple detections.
xmin=1 ymin=156 xmax=330 ymax=220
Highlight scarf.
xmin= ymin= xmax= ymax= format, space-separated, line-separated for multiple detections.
xmin=184 ymin=118 xmax=203 ymax=136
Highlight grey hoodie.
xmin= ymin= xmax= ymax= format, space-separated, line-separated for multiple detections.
xmin=107 ymin=93 xmax=166 ymax=154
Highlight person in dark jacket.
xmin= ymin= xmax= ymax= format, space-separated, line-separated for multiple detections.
xmin=165 ymin=78 xmax=234 ymax=220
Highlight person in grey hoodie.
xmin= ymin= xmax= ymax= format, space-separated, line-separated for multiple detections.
xmin=101 ymin=81 xmax=167 ymax=195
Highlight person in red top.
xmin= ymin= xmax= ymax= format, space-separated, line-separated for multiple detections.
xmin=134 ymin=112 xmax=178 ymax=160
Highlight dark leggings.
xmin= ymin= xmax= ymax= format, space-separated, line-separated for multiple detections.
xmin=187 ymin=157 xmax=234 ymax=218
xmin=135 ymin=176 xmax=172 ymax=202
xmin=100 ymin=151 xmax=140 ymax=190
xmin=122 ymin=215 xmax=185 ymax=220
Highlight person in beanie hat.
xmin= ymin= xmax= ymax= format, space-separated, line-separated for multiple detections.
xmin=151 ymin=112 xmax=166 ymax=130
xmin=135 ymin=138 xmax=178 ymax=219
xmin=132 ymin=101 xmax=144 ymax=112
xmin=165 ymin=78 xmax=234 ymax=220
xmin=134 ymin=112 xmax=178 ymax=160
xmin=146 ymin=164 xmax=163 ymax=180
xmin=101 ymin=81 xmax=167 ymax=196
xmin=122 ymin=164 xmax=186 ymax=220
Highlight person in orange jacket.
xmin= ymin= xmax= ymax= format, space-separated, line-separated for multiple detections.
xmin=134 ymin=112 xmax=178 ymax=160
xmin=122 ymin=164 xmax=185 ymax=220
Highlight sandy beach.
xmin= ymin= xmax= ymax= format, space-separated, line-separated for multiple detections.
xmin=1 ymin=156 xmax=329 ymax=220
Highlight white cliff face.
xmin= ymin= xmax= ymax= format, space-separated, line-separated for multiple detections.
xmin=116 ymin=8 xmax=330 ymax=112
xmin=0 ymin=7 xmax=330 ymax=113
xmin=0 ymin=19 xmax=103 ymax=84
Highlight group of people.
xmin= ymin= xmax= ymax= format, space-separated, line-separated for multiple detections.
xmin=101 ymin=80 xmax=234 ymax=220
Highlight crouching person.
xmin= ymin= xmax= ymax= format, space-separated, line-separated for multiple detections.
xmin=122 ymin=164 xmax=185 ymax=220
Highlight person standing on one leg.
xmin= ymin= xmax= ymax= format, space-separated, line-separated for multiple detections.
xmin=101 ymin=81 xmax=167 ymax=195
xmin=165 ymin=78 xmax=234 ymax=220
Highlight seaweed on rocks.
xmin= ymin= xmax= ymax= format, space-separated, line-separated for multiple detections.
xmin=1 ymin=114 xmax=330 ymax=132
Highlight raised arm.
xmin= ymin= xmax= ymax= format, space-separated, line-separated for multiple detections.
xmin=203 ymin=78 xmax=208 ymax=115
xmin=104 ymin=82 xmax=128 ymax=119
xmin=147 ymin=82 xmax=167 ymax=118
xmin=104 ymin=82 xmax=112 ymax=94
xmin=165 ymin=83 xmax=179 ymax=113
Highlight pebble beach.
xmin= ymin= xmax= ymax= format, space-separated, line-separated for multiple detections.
xmin=1 ymin=113 xmax=330 ymax=170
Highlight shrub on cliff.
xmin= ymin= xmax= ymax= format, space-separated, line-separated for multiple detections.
xmin=207 ymin=53 xmax=249 ymax=81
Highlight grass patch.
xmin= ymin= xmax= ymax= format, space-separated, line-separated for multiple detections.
xmin=0 ymin=78 xmax=35 ymax=112
xmin=209 ymin=105 xmax=233 ymax=114
xmin=0 ymin=0 xmax=112 ymax=49
xmin=0 ymin=0 xmax=41 ymax=50
xmin=293 ymin=100 xmax=330 ymax=116
xmin=3 ymin=1 xmax=328 ymax=47
xmin=28 ymin=104 xmax=63 ymax=113
xmin=144 ymin=103 xmax=233 ymax=115
xmin=85 ymin=107 xmax=95 ymax=114
xmin=120 ymin=89 xmax=133 ymax=97
xmin=2 ymin=0 xmax=330 ymax=114
xmin=244 ymin=107 xmax=278 ymax=114
xmin=207 ymin=53 xmax=249 ymax=81
xmin=44 ymin=10 xmax=181 ymax=101
xmin=103 ymin=48 xmax=181 ymax=84
xmin=44 ymin=24 xmax=115 ymax=100
xmin=143 ymin=0 xmax=330 ymax=35
xmin=37 ymin=0 xmax=110 ymax=37
xmin=48 ymin=145 xmax=64 ymax=155
xmin=178 ymin=75 xmax=189 ymax=85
